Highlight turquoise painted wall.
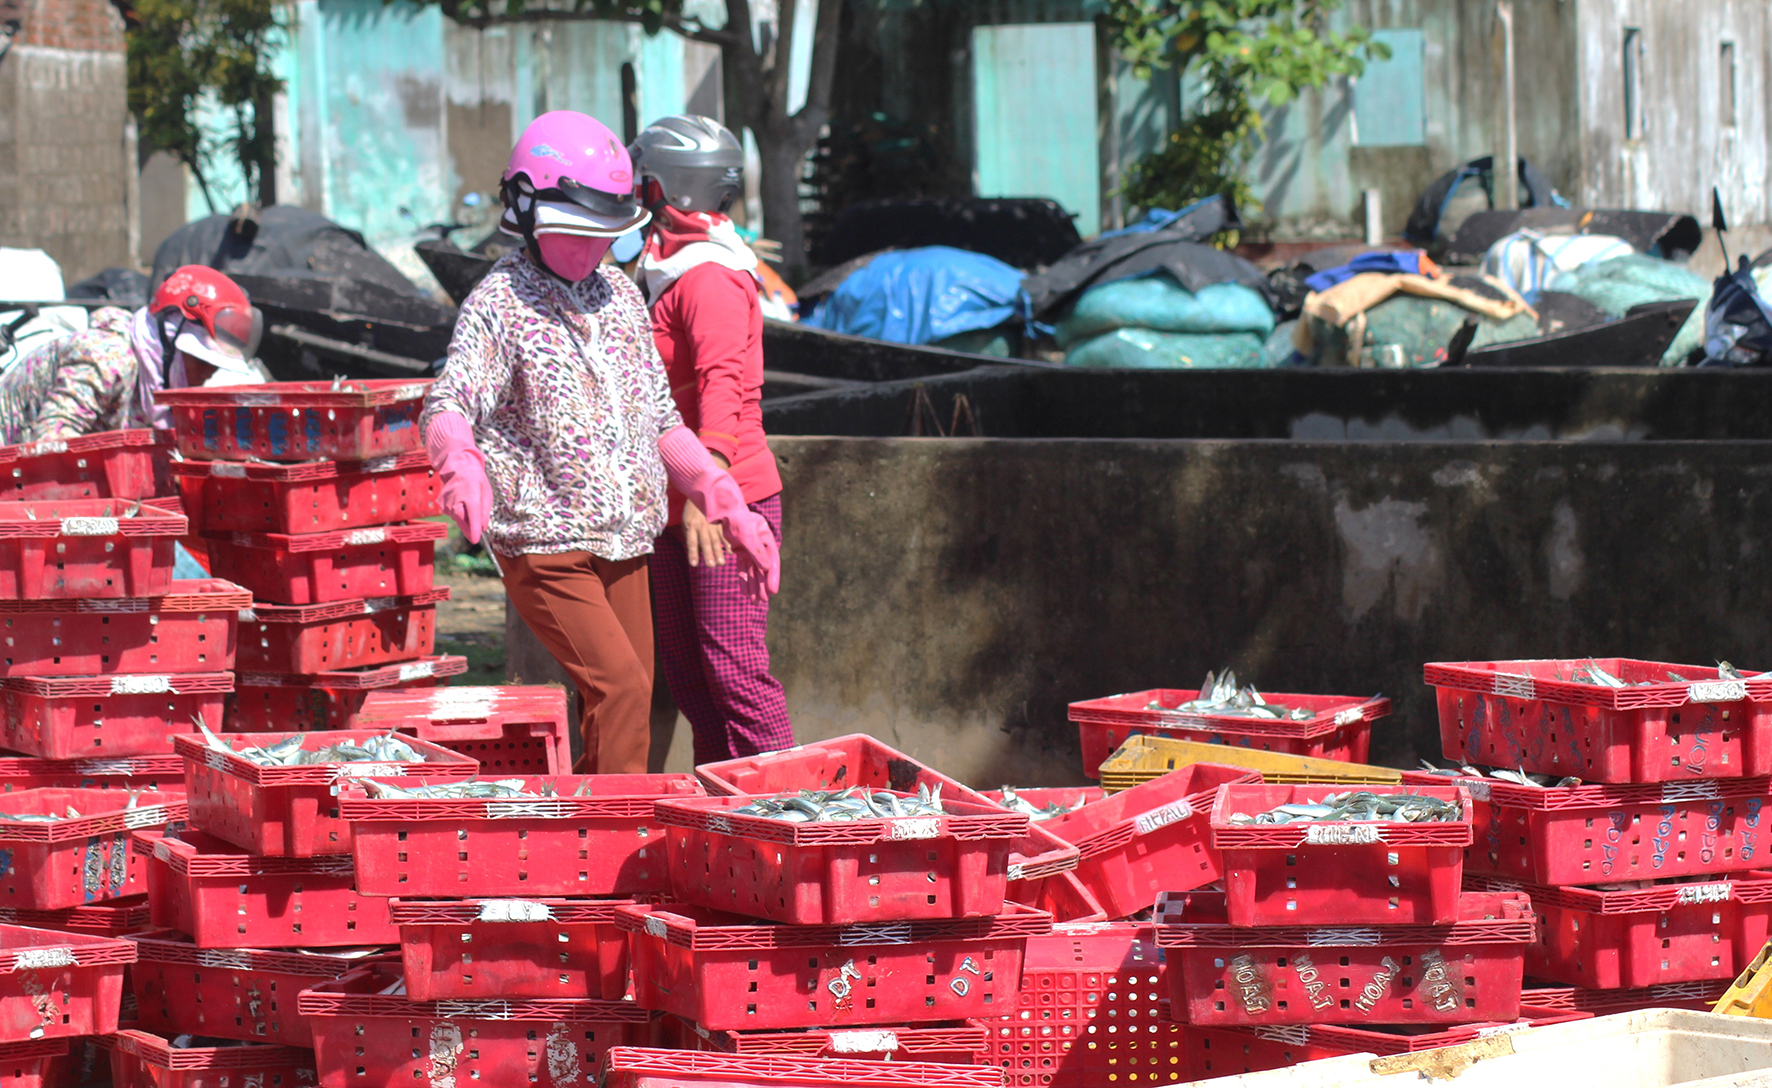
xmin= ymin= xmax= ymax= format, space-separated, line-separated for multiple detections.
xmin=972 ymin=22 xmax=1101 ymax=237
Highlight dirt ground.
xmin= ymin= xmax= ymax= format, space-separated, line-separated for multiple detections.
xmin=434 ymin=566 xmax=508 ymax=685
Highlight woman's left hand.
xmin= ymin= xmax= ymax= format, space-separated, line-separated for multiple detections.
xmin=682 ymin=500 xmax=732 ymax=567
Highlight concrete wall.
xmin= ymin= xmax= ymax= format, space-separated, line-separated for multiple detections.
xmin=752 ymin=435 xmax=1772 ymax=786
xmin=0 ymin=0 xmax=129 ymax=280
xmin=1575 ymin=0 xmax=1772 ymax=225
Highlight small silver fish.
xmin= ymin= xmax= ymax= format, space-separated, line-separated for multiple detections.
xmin=998 ymin=786 xmax=1081 ymax=822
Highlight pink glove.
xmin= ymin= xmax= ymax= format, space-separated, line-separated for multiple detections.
xmin=658 ymin=426 xmax=780 ymax=600
xmin=424 ymin=412 xmax=494 ymax=545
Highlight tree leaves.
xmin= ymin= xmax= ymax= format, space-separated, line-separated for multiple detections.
xmin=1106 ymin=0 xmax=1389 ymax=215
xmin=125 ymin=0 xmax=284 ymax=208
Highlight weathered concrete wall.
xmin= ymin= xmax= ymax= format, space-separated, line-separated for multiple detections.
xmin=0 ymin=0 xmax=129 ymax=280
xmin=759 ymin=437 xmax=1772 ymax=786
xmin=1576 ymin=0 xmax=1772 ymax=225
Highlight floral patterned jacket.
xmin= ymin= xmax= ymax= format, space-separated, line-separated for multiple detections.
xmin=0 ymin=308 xmax=144 ymax=444
xmin=422 ymin=253 xmax=684 ymax=560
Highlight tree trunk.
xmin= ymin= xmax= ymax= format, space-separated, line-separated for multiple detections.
xmin=754 ymin=121 xmax=808 ymax=279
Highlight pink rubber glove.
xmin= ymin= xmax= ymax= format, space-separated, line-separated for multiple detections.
xmin=424 ymin=412 xmax=494 ymax=545
xmin=658 ymin=426 xmax=780 ymax=600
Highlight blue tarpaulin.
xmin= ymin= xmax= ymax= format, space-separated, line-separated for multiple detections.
xmin=804 ymin=247 xmax=1024 ymax=346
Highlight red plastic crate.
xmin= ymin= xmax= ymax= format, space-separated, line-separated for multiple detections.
xmin=0 ymin=673 xmax=231 ymax=759
xmin=618 ymin=901 xmax=1051 ymax=1032
xmin=0 ymin=579 xmax=245 ymax=678
xmin=0 ymin=755 xmax=183 ymax=794
xmin=975 ymin=921 xmax=1180 ymax=1088
xmin=299 ymin=963 xmax=647 ymax=1088
xmin=354 ymin=686 xmax=571 ymax=776
xmin=235 ymin=588 xmax=446 ymax=673
xmin=1519 ymin=978 xmax=1730 ymax=1012
xmin=1178 ymin=1009 xmax=1590 ymax=1080
xmin=0 ymin=430 xmax=168 ymax=502
xmin=175 ymin=729 xmax=478 ymax=857
xmin=1069 ymin=690 xmax=1389 ymax=778
xmin=1402 ymin=770 xmax=1772 ymax=884
xmin=388 ymin=896 xmax=638 ymax=1002
xmin=1000 ymin=870 xmax=1110 ymax=925
xmin=0 ymin=923 xmax=134 ymax=1042
xmin=696 ymin=735 xmax=1081 ymax=890
xmin=675 ymin=1019 xmax=986 ymax=1064
xmin=1016 ymin=766 xmax=1261 ymax=921
xmin=170 ymin=449 xmax=438 ymax=533
xmin=1469 ymin=871 xmax=1772 ymax=989
xmin=0 ymin=788 xmax=183 ymax=908
xmin=1210 ymin=782 xmax=1473 ymax=926
xmin=204 ymin=521 xmax=444 ymax=605
xmin=128 ymin=930 xmax=377 ymax=1046
xmin=157 ymin=380 xmax=430 ymax=463
xmin=107 ymin=1028 xmax=315 ymax=1088
xmin=602 ymin=1047 xmax=1005 ymax=1088
xmin=341 ymin=772 xmax=701 ymax=897
xmin=656 ymin=792 xmax=1029 ymax=925
xmin=224 ymin=657 xmax=464 ymax=732
xmin=1156 ymin=890 xmax=1534 ymax=1027
xmin=1427 ymin=658 xmax=1772 ymax=784
xmin=0 ymin=895 xmax=148 ymax=937
xmin=0 ymin=1039 xmax=64 ymax=1088
xmin=0 ymin=500 xmax=185 ymax=600
xmin=133 ymin=828 xmax=397 ymax=948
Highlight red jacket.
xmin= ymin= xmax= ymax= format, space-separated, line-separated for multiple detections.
xmin=649 ymin=261 xmax=783 ymax=524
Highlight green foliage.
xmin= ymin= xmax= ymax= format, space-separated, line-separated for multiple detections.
xmin=1108 ymin=0 xmax=1388 ymax=218
xmin=126 ymin=0 xmax=283 ymax=209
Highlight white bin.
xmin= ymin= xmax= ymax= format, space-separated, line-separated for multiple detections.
xmin=1184 ymin=1009 xmax=1772 ymax=1088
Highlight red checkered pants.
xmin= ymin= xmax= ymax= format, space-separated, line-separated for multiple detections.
xmin=651 ymin=494 xmax=794 ymax=765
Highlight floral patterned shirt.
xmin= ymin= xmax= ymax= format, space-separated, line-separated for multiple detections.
xmin=0 ymin=308 xmax=144 ymax=444
xmin=423 ymin=253 xmax=684 ymax=560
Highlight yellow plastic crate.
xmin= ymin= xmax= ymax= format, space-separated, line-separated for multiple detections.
xmin=1714 ymin=941 xmax=1772 ymax=1017
xmin=1097 ymin=734 xmax=1403 ymax=793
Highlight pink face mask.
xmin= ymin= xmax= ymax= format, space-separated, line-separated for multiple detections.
xmin=537 ymin=234 xmax=613 ymax=282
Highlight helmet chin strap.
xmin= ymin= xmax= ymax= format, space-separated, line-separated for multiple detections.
xmin=501 ymin=176 xmax=574 ymax=284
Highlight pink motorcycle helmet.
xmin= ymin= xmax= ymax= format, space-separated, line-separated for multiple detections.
xmin=500 ymin=111 xmax=651 ymax=242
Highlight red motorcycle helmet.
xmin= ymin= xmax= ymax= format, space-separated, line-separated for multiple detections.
xmin=150 ymin=266 xmax=264 ymax=366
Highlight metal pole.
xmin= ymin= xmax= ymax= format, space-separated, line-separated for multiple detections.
xmin=1497 ymin=1 xmax=1519 ymax=210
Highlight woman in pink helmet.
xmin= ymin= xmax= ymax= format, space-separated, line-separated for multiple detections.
xmin=420 ymin=111 xmax=779 ymax=774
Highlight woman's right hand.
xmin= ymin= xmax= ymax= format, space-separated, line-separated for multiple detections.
xmin=681 ymin=500 xmax=731 ymax=567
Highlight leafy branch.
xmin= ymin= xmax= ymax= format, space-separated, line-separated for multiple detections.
xmin=1107 ymin=0 xmax=1389 ymax=217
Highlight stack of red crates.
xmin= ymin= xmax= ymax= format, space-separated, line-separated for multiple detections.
xmin=0 ymin=428 xmax=211 ymax=1084
xmin=155 ymin=380 xmax=470 ymax=733
xmin=0 ymin=430 xmax=214 ymax=795
xmin=1156 ymin=779 xmax=1547 ymax=1081
xmin=307 ymin=770 xmax=705 ymax=1084
xmin=609 ymin=757 xmax=1049 ymax=1064
xmin=125 ymin=723 xmax=483 ymax=1085
xmin=1414 ymin=657 xmax=1772 ymax=1016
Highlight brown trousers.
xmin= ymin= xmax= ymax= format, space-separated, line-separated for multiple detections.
xmin=500 ymin=550 xmax=653 ymax=774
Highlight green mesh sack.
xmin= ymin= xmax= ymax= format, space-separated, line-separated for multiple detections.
xmin=1055 ymin=274 xmax=1276 ymax=348
xmin=1264 ymin=320 xmax=1302 ymax=366
xmin=1064 ymin=327 xmax=1269 ymax=369
xmin=1547 ymin=254 xmax=1709 ymax=365
xmin=1303 ymin=296 xmax=1539 ymax=367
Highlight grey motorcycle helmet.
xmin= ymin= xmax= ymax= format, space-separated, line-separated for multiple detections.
xmin=629 ymin=115 xmax=745 ymax=215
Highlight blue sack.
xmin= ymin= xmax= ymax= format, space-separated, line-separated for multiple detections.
xmin=803 ymin=247 xmax=1024 ymax=346
xmin=1303 ymin=251 xmax=1428 ymax=292
xmin=1055 ymin=273 xmax=1274 ymax=348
